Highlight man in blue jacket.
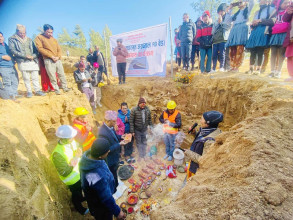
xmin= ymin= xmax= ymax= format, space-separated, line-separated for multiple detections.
xmin=79 ymin=138 xmax=126 ymax=220
xmin=98 ymin=110 xmax=129 ymax=189
xmin=118 ymin=102 xmax=135 ymax=163
xmin=178 ymin=13 xmax=196 ymax=71
xmin=0 ymin=32 xmax=20 ymax=100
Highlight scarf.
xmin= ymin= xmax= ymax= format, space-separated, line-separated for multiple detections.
xmin=14 ymin=34 xmax=28 ymax=44
xmin=196 ymin=127 xmax=217 ymax=140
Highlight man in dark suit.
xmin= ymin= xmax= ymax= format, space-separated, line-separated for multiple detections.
xmin=98 ymin=110 xmax=129 ymax=189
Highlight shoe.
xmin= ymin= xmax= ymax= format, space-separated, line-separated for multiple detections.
xmin=97 ymin=103 xmax=102 ymax=107
xmin=274 ymin=71 xmax=281 ymax=78
xmin=245 ymin=69 xmax=253 ymax=74
xmin=14 ymin=94 xmax=23 ymax=98
xmin=119 ymin=161 xmax=125 ymax=165
xmin=55 ymin=90 xmax=61 ymax=95
xmin=131 ymin=158 xmax=136 ymax=163
xmin=163 ymin=155 xmax=168 ymax=160
xmin=35 ymin=91 xmax=46 ymax=96
xmin=27 ymin=92 xmax=33 ymax=98
xmin=167 ymin=156 xmax=173 ymax=161
xmin=187 ymin=67 xmax=191 ymax=71
xmin=253 ymin=70 xmax=261 ymax=75
xmin=219 ymin=68 xmax=225 ymax=72
xmin=127 ymin=158 xmax=132 ymax=164
xmin=63 ymin=88 xmax=71 ymax=92
xmin=83 ymin=208 xmax=89 ymax=215
xmin=268 ymin=72 xmax=274 ymax=78
xmin=210 ymin=69 xmax=216 ymax=73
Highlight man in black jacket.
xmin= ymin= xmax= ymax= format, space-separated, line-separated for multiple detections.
xmin=129 ymin=97 xmax=152 ymax=161
xmin=93 ymin=46 xmax=107 ymax=76
xmin=178 ymin=13 xmax=196 ymax=71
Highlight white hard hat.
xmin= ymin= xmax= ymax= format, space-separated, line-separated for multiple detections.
xmin=56 ymin=125 xmax=77 ymax=139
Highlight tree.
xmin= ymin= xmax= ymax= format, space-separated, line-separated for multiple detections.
xmin=103 ymin=24 xmax=113 ymax=62
xmin=58 ymin=28 xmax=74 ymax=46
xmin=89 ymin=29 xmax=104 ymax=50
xmin=73 ymin=24 xmax=87 ymax=49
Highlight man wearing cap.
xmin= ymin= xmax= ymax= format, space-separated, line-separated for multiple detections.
xmin=98 ymin=110 xmax=130 ymax=189
xmin=72 ymin=107 xmax=96 ymax=152
xmin=184 ymin=111 xmax=223 ymax=178
xmin=79 ymin=138 xmax=126 ymax=220
xmin=129 ymin=97 xmax=153 ymax=160
xmin=9 ymin=24 xmax=45 ymax=98
xmin=159 ymin=101 xmax=182 ymax=161
xmin=51 ymin=125 xmax=88 ymax=215
xmin=178 ymin=13 xmax=196 ymax=71
xmin=113 ymin=39 xmax=128 ymax=84
xmin=74 ymin=62 xmax=96 ymax=113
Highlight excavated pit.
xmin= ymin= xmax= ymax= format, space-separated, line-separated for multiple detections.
xmin=0 ymin=71 xmax=293 ymax=219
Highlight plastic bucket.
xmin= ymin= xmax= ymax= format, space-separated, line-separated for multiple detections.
xmin=173 ymin=149 xmax=184 ymax=166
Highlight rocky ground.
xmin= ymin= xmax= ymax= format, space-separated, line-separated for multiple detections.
xmin=0 ymin=57 xmax=293 ymax=219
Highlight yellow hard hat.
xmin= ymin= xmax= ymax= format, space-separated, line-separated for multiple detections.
xmin=98 ymin=82 xmax=105 ymax=87
xmin=74 ymin=107 xmax=89 ymax=116
xmin=167 ymin=101 xmax=177 ymax=109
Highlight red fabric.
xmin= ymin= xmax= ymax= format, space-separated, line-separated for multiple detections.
xmin=203 ymin=10 xmax=210 ymax=17
xmin=115 ymin=117 xmax=125 ymax=135
xmin=39 ymin=56 xmax=60 ymax=92
xmin=287 ymin=57 xmax=293 ymax=77
xmin=283 ymin=11 xmax=293 ymax=47
xmin=197 ymin=26 xmax=213 ymax=38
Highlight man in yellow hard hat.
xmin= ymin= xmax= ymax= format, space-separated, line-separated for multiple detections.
xmin=159 ymin=101 xmax=182 ymax=161
xmin=72 ymin=107 xmax=96 ymax=152
xmin=51 ymin=125 xmax=89 ymax=215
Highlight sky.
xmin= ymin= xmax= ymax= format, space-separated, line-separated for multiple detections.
xmin=0 ymin=0 xmax=201 ymax=57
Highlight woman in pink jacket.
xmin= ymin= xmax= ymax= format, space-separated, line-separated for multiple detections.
xmin=113 ymin=39 xmax=128 ymax=84
xmin=283 ymin=4 xmax=293 ymax=81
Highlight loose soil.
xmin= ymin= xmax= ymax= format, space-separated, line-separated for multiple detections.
xmin=0 ymin=57 xmax=293 ymax=220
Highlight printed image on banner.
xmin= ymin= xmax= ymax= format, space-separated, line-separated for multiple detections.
xmin=110 ymin=23 xmax=167 ymax=77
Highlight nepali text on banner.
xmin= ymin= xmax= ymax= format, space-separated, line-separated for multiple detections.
xmin=110 ymin=23 xmax=167 ymax=77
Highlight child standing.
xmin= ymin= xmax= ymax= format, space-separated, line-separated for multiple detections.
xmin=226 ymin=0 xmax=255 ymax=72
xmin=212 ymin=3 xmax=232 ymax=72
xmin=282 ymin=2 xmax=293 ymax=81
xmin=268 ymin=0 xmax=290 ymax=78
xmin=197 ymin=11 xmax=213 ymax=73
xmin=245 ymin=0 xmax=275 ymax=75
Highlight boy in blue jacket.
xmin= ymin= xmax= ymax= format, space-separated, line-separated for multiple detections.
xmin=118 ymin=102 xmax=135 ymax=163
xmin=79 ymin=138 xmax=126 ymax=220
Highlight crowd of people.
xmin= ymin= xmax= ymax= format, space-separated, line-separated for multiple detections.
xmin=50 ymin=98 xmax=223 ymax=219
xmin=174 ymin=0 xmax=293 ymax=81
xmin=0 ymin=24 xmax=128 ymax=104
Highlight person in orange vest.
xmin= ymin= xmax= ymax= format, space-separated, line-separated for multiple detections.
xmin=72 ymin=107 xmax=96 ymax=151
xmin=159 ymin=101 xmax=182 ymax=161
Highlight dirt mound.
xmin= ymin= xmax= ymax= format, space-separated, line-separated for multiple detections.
xmin=0 ymin=88 xmax=95 ymax=219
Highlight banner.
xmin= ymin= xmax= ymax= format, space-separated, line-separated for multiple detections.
xmin=110 ymin=23 xmax=167 ymax=77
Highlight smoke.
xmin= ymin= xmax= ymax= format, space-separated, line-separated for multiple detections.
xmin=146 ymin=123 xmax=186 ymax=148
xmin=147 ymin=123 xmax=165 ymax=147
xmin=175 ymin=131 xmax=186 ymax=148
